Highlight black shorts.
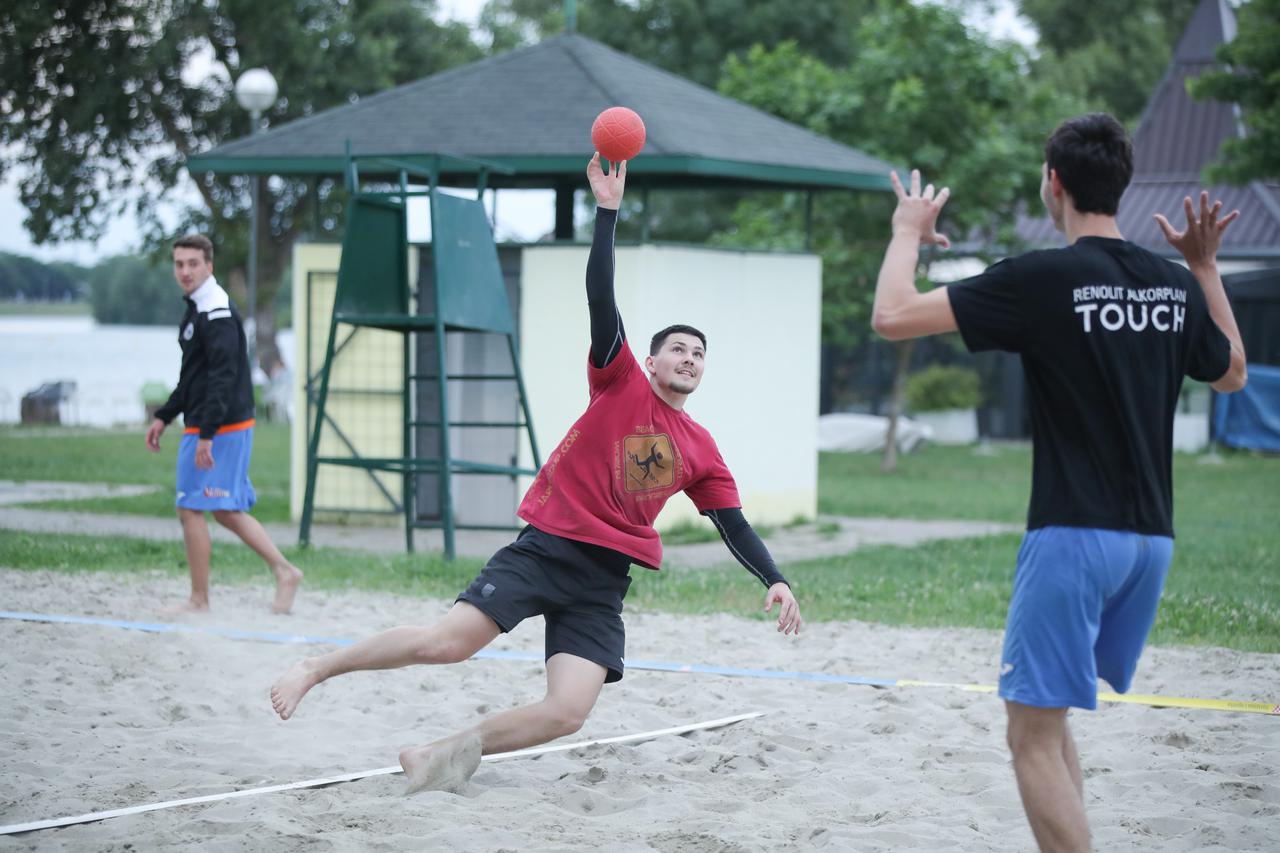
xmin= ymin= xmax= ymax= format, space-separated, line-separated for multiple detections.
xmin=457 ymin=525 xmax=634 ymax=683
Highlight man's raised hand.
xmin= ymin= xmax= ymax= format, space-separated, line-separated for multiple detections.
xmin=890 ymin=169 xmax=951 ymax=249
xmin=1154 ymin=191 xmax=1239 ymax=270
xmin=587 ymin=152 xmax=626 ymax=211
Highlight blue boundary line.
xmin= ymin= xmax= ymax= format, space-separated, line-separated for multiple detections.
xmin=0 ymin=610 xmax=898 ymax=688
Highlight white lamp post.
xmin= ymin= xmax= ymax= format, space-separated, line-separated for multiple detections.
xmin=234 ymin=68 xmax=278 ymax=373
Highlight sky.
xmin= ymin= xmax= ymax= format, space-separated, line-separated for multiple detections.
xmin=0 ymin=0 xmax=1038 ymax=266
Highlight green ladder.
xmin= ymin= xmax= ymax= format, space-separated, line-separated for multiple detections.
xmin=299 ymin=154 xmax=542 ymax=558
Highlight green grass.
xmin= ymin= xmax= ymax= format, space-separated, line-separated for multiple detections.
xmin=1 ymin=423 xmax=292 ymax=522
xmin=787 ymin=534 xmax=1279 ymax=653
xmin=2 ymin=526 xmax=1274 ymax=653
xmin=660 ymin=517 xmax=775 ymax=545
xmin=2 ymin=431 xmax=1277 ymax=652
xmin=27 ymin=489 xmax=293 ymax=524
xmin=1152 ymin=452 xmax=1280 ymax=651
xmin=0 ymin=532 xmax=484 ymax=598
xmin=811 ymin=444 xmax=1280 ymax=651
xmin=819 ymin=443 xmax=1031 ymax=521
xmin=0 ymin=300 xmax=91 ymax=316
xmin=659 ymin=517 xmax=722 ymax=545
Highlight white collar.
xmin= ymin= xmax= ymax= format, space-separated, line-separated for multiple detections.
xmin=188 ymin=276 xmax=230 ymax=313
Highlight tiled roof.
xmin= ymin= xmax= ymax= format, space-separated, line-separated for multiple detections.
xmin=1018 ymin=0 xmax=1279 ymax=260
xmin=1019 ymin=180 xmax=1280 ymax=259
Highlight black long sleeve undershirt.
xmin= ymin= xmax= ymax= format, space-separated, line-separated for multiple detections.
xmin=587 ymin=206 xmax=626 ymax=369
xmin=703 ymin=507 xmax=789 ymax=589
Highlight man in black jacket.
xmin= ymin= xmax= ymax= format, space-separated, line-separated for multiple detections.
xmin=146 ymin=234 xmax=303 ymax=614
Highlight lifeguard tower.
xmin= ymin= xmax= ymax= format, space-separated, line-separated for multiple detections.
xmin=298 ymin=153 xmax=541 ymax=557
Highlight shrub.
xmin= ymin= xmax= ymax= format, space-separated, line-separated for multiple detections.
xmin=905 ymin=364 xmax=981 ymax=412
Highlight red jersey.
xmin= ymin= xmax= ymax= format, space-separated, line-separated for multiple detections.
xmin=517 ymin=342 xmax=741 ymax=569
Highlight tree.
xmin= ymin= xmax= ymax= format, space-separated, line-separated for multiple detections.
xmin=0 ymin=0 xmax=480 ymax=373
xmin=718 ymin=4 xmax=1081 ymax=469
xmin=0 ymin=253 xmax=83 ymax=301
xmin=1017 ymin=0 xmax=1201 ymax=125
xmin=86 ymin=255 xmax=185 ymax=325
xmin=1188 ymin=0 xmax=1280 ymax=183
xmin=476 ymin=0 xmax=883 ymax=251
xmin=479 ymin=0 xmax=874 ymax=86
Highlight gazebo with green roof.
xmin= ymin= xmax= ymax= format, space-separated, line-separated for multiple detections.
xmin=188 ymin=33 xmax=894 ymax=555
xmin=188 ymin=33 xmax=894 ymax=239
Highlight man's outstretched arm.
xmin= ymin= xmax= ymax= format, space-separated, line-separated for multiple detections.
xmin=703 ymin=507 xmax=803 ymax=635
xmin=585 ymin=153 xmax=627 ymax=369
xmin=871 ymin=169 xmax=959 ymax=341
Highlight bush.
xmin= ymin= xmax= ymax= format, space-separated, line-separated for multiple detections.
xmin=905 ymin=364 xmax=981 ymax=412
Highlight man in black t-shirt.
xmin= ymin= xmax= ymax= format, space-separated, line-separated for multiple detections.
xmin=869 ymin=114 xmax=1246 ymax=851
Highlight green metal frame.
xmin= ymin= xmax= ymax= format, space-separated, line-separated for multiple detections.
xmin=188 ymin=152 xmax=896 ymax=192
xmin=300 ymin=152 xmax=542 ymax=559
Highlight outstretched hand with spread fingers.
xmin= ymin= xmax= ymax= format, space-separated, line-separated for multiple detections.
xmin=890 ymin=169 xmax=951 ymax=249
xmin=587 ymin=152 xmax=627 ymax=210
xmin=1154 ymin=191 xmax=1239 ymax=268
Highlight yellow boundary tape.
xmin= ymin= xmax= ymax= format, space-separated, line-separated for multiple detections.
xmin=896 ymin=680 xmax=1279 ymax=715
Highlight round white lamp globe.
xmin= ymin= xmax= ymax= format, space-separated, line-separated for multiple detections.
xmin=235 ymin=68 xmax=278 ymax=113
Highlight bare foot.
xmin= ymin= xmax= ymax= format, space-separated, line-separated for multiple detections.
xmin=160 ymin=598 xmax=210 ymax=617
xmin=271 ymin=563 xmax=304 ymax=614
xmin=399 ymin=732 xmax=482 ymax=795
xmin=270 ymin=659 xmax=321 ymax=720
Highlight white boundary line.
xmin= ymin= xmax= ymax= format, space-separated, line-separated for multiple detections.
xmin=0 ymin=712 xmax=764 ymax=836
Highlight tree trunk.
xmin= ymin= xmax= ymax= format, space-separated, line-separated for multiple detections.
xmin=253 ymin=241 xmax=294 ymax=377
xmin=881 ymin=247 xmax=937 ymax=473
xmin=881 ymin=337 xmax=918 ymax=473
xmin=254 ymin=304 xmax=285 ymax=376
xmin=249 ymin=181 xmax=297 ymax=378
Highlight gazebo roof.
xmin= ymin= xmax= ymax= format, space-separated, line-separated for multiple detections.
xmin=1018 ymin=0 xmax=1280 ymax=260
xmin=187 ymin=33 xmax=894 ymax=192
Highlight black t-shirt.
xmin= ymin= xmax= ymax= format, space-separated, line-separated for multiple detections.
xmin=948 ymin=237 xmax=1231 ymax=537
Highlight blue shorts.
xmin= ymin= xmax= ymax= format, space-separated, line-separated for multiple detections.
xmin=999 ymin=526 xmax=1173 ymax=710
xmin=176 ymin=427 xmax=257 ymax=512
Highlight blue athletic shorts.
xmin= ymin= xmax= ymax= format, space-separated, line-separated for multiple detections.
xmin=999 ymin=525 xmax=1174 ymax=710
xmin=175 ymin=427 xmax=257 ymax=512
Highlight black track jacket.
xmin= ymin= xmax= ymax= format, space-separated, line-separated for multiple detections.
xmin=154 ymin=277 xmax=255 ymax=439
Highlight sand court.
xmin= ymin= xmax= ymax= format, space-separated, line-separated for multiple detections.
xmin=1 ymin=567 xmax=1277 ymax=851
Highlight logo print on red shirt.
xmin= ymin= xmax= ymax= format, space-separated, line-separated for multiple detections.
xmin=624 ymin=434 xmax=675 ymax=492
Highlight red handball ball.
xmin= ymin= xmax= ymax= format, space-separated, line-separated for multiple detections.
xmin=591 ymin=107 xmax=646 ymax=162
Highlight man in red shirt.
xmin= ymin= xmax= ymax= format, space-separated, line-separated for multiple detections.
xmin=271 ymin=153 xmax=803 ymax=793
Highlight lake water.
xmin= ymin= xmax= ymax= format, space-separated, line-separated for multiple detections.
xmin=0 ymin=316 xmax=294 ymax=427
